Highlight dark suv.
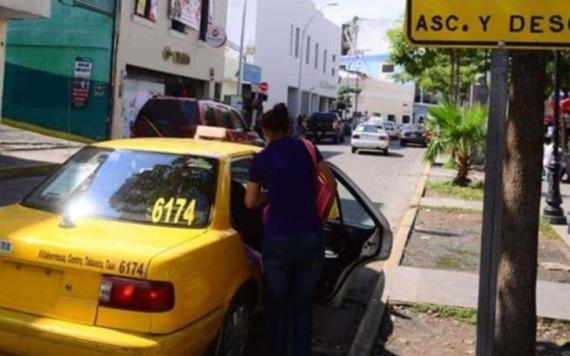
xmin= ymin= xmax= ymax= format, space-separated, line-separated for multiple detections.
xmin=131 ymin=97 xmax=263 ymax=146
xmin=305 ymin=112 xmax=346 ymax=144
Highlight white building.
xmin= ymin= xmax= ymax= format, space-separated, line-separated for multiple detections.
xmin=254 ymin=0 xmax=341 ymax=116
xmin=0 ymin=0 xmax=50 ymax=112
xmin=111 ymin=0 xmax=229 ymax=138
xmin=340 ymin=69 xmax=415 ymax=124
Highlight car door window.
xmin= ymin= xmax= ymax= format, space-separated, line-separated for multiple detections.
xmin=203 ymin=104 xmax=218 ymax=127
xmin=230 ymin=109 xmax=247 ymax=132
xmin=328 ymin=179 xmax=375 ymax=228
xmin=230 ymin=157 xmax=263 ymax=251
xmin=219 ymin=106 xmax=235 ymax=129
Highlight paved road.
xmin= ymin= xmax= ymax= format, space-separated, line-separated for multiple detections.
xmin=0 ymin=140 xmax=427 ymax=355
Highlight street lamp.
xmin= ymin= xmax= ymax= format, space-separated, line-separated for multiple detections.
xmin=543 ymin=51 xmax=567 ymax=225
xmin=294 ymin=2 xmax=339 ymax=135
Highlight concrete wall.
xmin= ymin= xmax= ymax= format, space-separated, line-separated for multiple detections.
xmin=111 ymin=0 xmax=228 ymax=138
xmin=254 ymin=0 xmax=340 ymax=115
xmin=0 ymin=0 xmax=50 ymax=19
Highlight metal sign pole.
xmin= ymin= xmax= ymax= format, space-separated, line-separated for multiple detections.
xmin=476 ymin=49 xmax=509 ymax=356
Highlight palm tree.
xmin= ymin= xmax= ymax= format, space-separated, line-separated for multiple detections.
xmin=424 ymin=103 xmax=487 ymax=186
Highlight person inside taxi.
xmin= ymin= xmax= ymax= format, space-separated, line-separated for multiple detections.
xmin=245 ymin=103 xmax=336 ymax=356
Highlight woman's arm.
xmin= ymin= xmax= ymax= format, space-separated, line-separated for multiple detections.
xmin=245 ymin=182 xmax=266 ymax=209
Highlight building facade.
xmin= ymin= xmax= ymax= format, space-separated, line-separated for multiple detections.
xmin=254 ymin=0 xmax=340 ymax=116
xmin=3 ymin=1 xmax=111 ymax=141
xmin=111 ymin=0 xmax=228 ymax=138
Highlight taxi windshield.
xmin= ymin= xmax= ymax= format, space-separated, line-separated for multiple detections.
xmin=23 ymin=147 xmax=218 ymax=228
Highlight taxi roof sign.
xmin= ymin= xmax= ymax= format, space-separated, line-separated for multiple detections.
xmin=406 ymin=0 xmax=570 ymax=49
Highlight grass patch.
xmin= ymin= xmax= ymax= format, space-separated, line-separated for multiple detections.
xmin=427 ymin=180 xmax=484 ymax=201
xmin=435 ymin=256 xmax=462 ymax=269
xmin=423 ymin=206 xmax=482 ymax=215
xmin=410 ymin=304 xmax=477 ymax=325
xmin=540 ymin=219 xmax=561 ymax=241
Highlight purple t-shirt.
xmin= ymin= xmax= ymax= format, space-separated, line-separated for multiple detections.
xmin=249 ymin=137 xmax=323 ymax=236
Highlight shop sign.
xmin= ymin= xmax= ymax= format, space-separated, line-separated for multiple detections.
xmin=206 ymin=25 xmax=227 ymax=48
xmin=407 ymin=0 xmax=570 ymax=48
xmin=71 ymin=57 xmax=93 ymax=107
xmin=162 ymin=47 xmax=191 ymax=65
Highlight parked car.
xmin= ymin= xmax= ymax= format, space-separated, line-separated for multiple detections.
xmin=305 ymin=112 xmax=346 ymax=144
xmin=382 ymin=121 xmax=401 ymax=140
xmin=351 ymin=123 xmax=390 ymax=155
xmin=400 ymin=124 xmax=428 ymax=147
xmin=0 ymin=138 xmax=392 ymax=356
xmin=131 ymin=97 xmax=263 ymax=146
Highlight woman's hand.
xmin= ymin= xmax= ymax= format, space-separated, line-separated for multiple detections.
xmin=245 ymin=182 xmax=266 ymax=209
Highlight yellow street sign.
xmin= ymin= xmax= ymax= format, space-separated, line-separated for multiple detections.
xmin=407 ymin=0 xmax=570 ymax=48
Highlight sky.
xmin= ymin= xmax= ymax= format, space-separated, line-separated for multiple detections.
xmin=225 ymin=0 xmax=406 ymax=53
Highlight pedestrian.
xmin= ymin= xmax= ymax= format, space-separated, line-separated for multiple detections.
xmin=245 ymin=103 xmax=337 ymax=356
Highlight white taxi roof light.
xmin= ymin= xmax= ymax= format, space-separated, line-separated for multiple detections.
xmin=195 ymin=126 xmax=228 ymax=142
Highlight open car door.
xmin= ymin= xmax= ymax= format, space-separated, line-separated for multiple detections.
xmin=315 ymin=163 xmax=393 ymax=304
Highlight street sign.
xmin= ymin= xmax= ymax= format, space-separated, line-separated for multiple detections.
xmin=407 ymin=0 xmax=570 ymax=48
xmin=253 ymin=82 xmax=269 ymax=95
xmin=206 ymin=25 xmax=228 ymax=49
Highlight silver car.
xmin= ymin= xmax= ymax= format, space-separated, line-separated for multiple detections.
xmin=351 ymin=123 xmax=390 ymax=155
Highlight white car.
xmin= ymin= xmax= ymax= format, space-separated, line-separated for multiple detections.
xmin=351 ymin=123 xmax=390 ymax=154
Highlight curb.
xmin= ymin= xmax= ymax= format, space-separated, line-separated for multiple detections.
xmin=348 ymin=163 xmax=431 ymax=356
xmin=0 ymin=164 xmax=58 ymax=180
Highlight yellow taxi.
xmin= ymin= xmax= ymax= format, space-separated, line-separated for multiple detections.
xmin=0 ymin=138 xmax=392 ymax=355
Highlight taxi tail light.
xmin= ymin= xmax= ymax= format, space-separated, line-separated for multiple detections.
xmin=353 ymin=134 xmax=361 ymax=139
xmin=99 ymin=276 xmax=175 ymax=312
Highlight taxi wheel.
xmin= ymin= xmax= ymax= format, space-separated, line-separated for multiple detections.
xmin=214 ymin=290 xmax=253 ymax=356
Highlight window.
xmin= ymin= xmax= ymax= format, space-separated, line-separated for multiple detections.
xmin=219 ymin=107 xmax=235 ymax=129
xmin=323 ymin=50 xmax=328 ymax=74
xmin=171 ymin=20 xmax=187 ymax=34
xmin=23 ymin=147 xmax=218 ymax=229
xmin=332 ymin=54 xmax=337 ymax=63
xmin=387 ymin=114 xmax=396 ymax=122
xmin=306 ymin=36 xmax=311 ymax=64
xmin=403 ymin=115 xmax=411 ymax=124
xmin=382 ymin=64 xmax=395 ymax=73
xmin=332 ymin=68 xmax=336 ymax=77
xmin=231 ymin=158 xmax=253 ymax=185
xmin=290 ymin=25 xmax=294 ymax=56
xmin=295 ymin=27 xmax=300 ymax=58
xmin=134 ymin=0 xmax=157 ymax=22
xmin=315 ymin=43 xmax=319 ymax=69
xmin=230 ymin=109 xmax=247 ymax=131
xmin=204 ymin=105 xmax=218 ymax=126
xmin=328 ymin=176 xmax=374 ymax=228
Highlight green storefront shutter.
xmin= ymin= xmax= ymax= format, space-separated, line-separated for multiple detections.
xmin=73 ymin=0 xmax=115 ymax=16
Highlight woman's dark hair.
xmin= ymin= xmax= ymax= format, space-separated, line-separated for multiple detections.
xmin=261 ymin=103 xmax=290 ymax=134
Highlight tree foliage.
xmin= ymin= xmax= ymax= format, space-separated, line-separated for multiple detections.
xmin=387 ymin=24 xmax=488 ymax=103
xmin=424 ymin=104 xmax=487 ymax=185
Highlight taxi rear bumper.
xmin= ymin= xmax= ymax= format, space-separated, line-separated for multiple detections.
xmin=0 ymin=307 xmax=224 ymax=356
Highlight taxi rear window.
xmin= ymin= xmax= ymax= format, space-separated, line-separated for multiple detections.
xmin=23 ymin=147 xmax=218 ymax=228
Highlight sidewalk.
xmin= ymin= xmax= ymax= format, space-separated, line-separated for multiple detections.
xmin=0 ymin=124 xmax=83 ymax=178
xmin=391 ymin=266 xmax=570 ymax=321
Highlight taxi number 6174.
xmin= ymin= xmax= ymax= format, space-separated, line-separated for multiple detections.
xmin=151 ymin=198 xmax=196 ymax=225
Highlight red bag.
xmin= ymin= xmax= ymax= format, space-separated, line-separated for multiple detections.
xmin=302 ymin=139 xmax=335 ymax=222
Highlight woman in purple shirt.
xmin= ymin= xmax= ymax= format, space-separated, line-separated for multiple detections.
xmin=245 ymin=103 xmax=336 ymax=356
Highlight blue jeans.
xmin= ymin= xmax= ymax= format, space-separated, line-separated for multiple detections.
xmin=262 ymin=232 xmax=325 ymax=356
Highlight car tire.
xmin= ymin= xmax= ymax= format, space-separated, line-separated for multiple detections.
xmin=400 ymin=141 xmax=407 ymax=147
xmin=333 ymin=135 xmax=340 ymax=144
xmin=352 ymin=147 xmax=357 ymax=154
xmin=384 ymin=148 xmax=389 ymax=155
xmin=214 ymin=289 xmax=254 ymax=356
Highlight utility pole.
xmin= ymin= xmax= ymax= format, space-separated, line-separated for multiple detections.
xmin=236 ymin=0 xmax=248 ymax=97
